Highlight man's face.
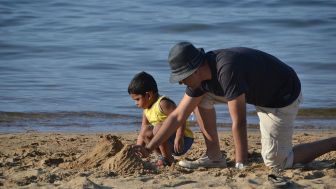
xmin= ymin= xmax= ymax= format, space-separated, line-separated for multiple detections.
xmin=179 ymin=71 xmax=201 ymax=89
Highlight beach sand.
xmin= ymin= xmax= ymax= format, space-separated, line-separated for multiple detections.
xmin=0 ymin=130 xmax=335 ymax=188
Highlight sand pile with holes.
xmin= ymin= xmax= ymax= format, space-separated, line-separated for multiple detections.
xmin=59 ymin=134 xmax=154 ymax=175
xmin=103 ymin=144 xmax=152 ymax=175
xmin=60 ymin=134 xmax=124 ymax=169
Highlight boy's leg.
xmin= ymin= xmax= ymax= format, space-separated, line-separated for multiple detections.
xmin=141 ymin=126 xmax=154 ymax=144
xmin=167 ymin=135 xmax=194 ymax=156
xmin=139 ymin=125 xmax=162 ymax=155
xmin=153 ymin=124 xmax=174 ymax=164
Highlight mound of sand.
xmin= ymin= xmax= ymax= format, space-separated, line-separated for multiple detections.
xmin=103 ymin=144 xmax=154 ymax=175
xmin=59 ymin=134 xmax=155 ymax=176
xmin=60 ymin=134 xmax=123 ymax=169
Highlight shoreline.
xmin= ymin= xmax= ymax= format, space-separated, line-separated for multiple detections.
xmin=1 ymin=130 xmax=335 ymax=188
xmin=1 ymin=122 xmax=335 ymax=134
xmin=1 ymin=108 xmax=336 ymax=133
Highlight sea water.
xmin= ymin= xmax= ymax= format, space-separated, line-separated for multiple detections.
xmin=1 ymin=0 xmax=335 ymax=132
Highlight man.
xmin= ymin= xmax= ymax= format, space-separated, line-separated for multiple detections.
xmin=135 ymin=41 xmax=336 ymax=169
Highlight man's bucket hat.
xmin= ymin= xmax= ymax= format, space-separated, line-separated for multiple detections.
xmin=168 ymin=42 xmax=205 ymax=83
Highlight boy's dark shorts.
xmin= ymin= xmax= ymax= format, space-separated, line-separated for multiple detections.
xmin=167 ymin=134 xmax=194 ymax=156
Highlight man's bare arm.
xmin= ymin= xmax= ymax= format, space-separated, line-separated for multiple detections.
xmin=228 ymin=93 xmax=248 ymax=164
xmin=146 ymin=93 xmax=202 ymax=151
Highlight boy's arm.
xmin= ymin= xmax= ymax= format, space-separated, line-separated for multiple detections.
xmin=159 ymin=98 xmax=177 ymax=126
xmin=136 ymin=112 xmax=151 ymax=146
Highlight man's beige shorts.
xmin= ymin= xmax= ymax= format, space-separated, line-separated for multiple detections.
xmin=199 ymin=92 xmax=303 ymax=169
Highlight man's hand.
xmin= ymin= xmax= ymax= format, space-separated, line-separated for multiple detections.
xmin=132 ymin=145 xmax=151 ymax=158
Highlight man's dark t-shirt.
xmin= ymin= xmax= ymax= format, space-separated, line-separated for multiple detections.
xmin=186 ymin=47 xmax=301 ymax=108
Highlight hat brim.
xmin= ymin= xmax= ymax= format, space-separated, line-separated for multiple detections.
xmin=169 ymin=66 xmax=198 ymax=83
xmin=168 ymin=47 xmax=205 ymax=83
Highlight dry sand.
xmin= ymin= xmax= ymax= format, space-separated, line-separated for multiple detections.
xmin=0 ymin=130 xmax=335 ymax=188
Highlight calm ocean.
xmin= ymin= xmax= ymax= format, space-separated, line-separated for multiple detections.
xmin=1 ymin=0 xmax=335 ymax=132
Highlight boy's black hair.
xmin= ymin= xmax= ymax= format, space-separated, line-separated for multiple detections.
xmin=128 ymin=71 xmax=158 ymax=95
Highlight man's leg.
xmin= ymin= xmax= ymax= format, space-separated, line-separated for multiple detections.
xmin=256 ymin=94 xmax=301 ymax=169
xmin=177 ymin=93 xmax=227 ymax=168
xmin=257 ymin=107 xmax=295 ymax=169
xmin=293 ymin=137 xmax=336 ymax=164
xmin=194 ymin=106 xmax=222 ymax=160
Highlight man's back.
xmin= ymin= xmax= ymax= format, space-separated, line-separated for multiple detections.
xmin=204 ymin=47 xmax=301 ymax=107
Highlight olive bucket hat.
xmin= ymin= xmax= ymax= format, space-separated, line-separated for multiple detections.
xmin=168 ymin=42 xmax=205 ymax=83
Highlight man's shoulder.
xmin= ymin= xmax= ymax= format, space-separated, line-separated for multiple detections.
xmin=206 ymin=49 xmax=240 ymax=68
xmin=209 ymin=47 xmax=263 ymax=55
xmin=208 ymin=47 xmax=270 ymax=67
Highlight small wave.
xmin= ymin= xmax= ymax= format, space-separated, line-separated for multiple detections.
xmin=73 ymin=63 xmax=121 ymax=71
xmin=0 ymin=111 xmax=134 ymax=122
xmin=0 ymin=41 xmax=77 ymax=60
xmin=0 ymin=65 xmax=26 ymax=73
xmin=286 ymin=0 xmax=336 ymax=7
xmin=0 ymin=111 xmax=142 ymax=132
xmin=157 ymin=23 xmax=215 ymax=33
xmin=305 ymin=63 xmax=336 ymax=72
xmin=257 ymin=18 xmax=330 ymax=28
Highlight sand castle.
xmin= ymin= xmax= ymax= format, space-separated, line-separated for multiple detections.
xmin=59 ymin=134 xmax=154 ymax=175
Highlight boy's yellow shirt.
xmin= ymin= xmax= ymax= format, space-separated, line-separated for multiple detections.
xmin=144 ymin=96 xmax=194 ymax=138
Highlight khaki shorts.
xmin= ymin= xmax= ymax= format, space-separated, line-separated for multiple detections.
xmin=198 ymin=93 xmax=228 ymax=109
xmin=199 ymin=92 xmax=303 ymax=169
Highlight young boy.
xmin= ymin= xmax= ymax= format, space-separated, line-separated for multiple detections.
xmin=128 ymin=71 xmax=194 ymax=166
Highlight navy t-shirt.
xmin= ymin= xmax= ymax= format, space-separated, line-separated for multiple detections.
xmin=186 ymin=47 xmax=301 ymax=108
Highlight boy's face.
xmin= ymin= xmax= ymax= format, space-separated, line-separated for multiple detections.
xmin=130 ymin=93 xmax=150 ymax=109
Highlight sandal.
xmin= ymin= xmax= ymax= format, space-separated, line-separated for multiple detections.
xmin=178 ymin=155 xmax=227 ymax=169
xmin=155 ymin=156 xmax=173 ymax=167
xmin=268 ymin=174 xmax=291 ymax=188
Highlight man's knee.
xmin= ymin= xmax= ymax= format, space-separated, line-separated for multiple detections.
xmin=263 ymin=152 xmax=293 ymax=169
xmin=261 ymin=138 xmax=293 ymax=169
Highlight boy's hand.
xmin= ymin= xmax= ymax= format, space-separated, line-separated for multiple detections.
xmin=174 ymin=136 xmax=184 ymax=154
xmin=132 ymin=145 xmax=151 ymax=158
